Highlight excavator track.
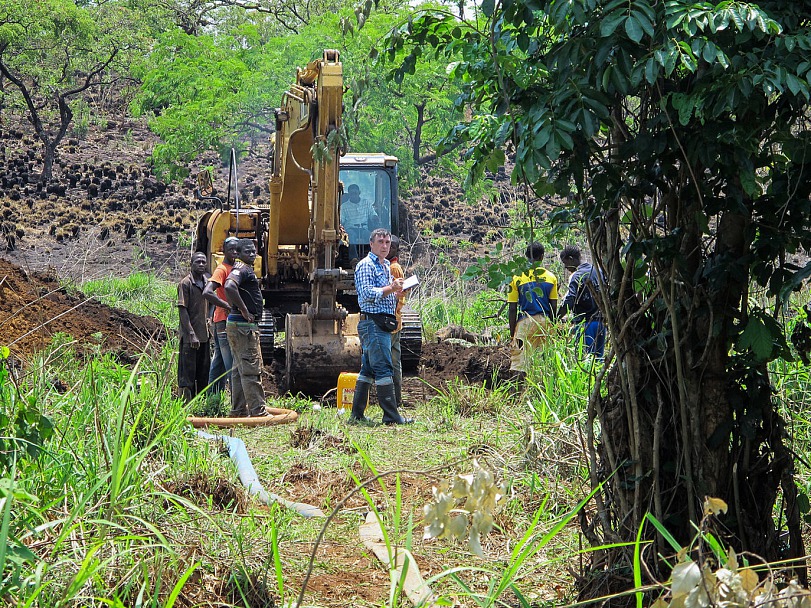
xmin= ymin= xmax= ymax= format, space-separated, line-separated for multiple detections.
xmin=258 ymin=309 xmax=276 ymax=364
xmin=400 ymin=308 xmax=423 ymax=372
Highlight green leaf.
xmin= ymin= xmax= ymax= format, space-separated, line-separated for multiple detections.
xmin=701 ymin=41 xmax=716 ymax=63
xmin=645 ymin=57 xmax=657 ymax=84
xmin=739 ymin=169 xmax=760 ymax=197
xmin=785 ymin=73 xmax=802 ymax=96
xmin=600 ymin=11 xmax=626 ymax=37
xmin=798 ymin=492 xmax=811 ymax=515
xmin=534 ymin=126 xmax=551 ymax=149
xmin=730 ymin=7 xmax=744 ymax=31
xmin=625 ymin=15 xmax=644 ymax=43
xmin=634 ymin=9 xmax=654 ymax=37
xmin=739 ymin=316 xmax=775 ymax=361
xmin=601 ymin=65 xmax=613 ymax=91
xmin=677 ymin=95 xmax=694 ymax=125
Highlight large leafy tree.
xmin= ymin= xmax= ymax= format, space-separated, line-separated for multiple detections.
xmin=0 ymin=0 xmax=144 ymax=181
xmin=132 ymin=1 xmax=463 ymax=181
xmin=130 ymin=15 xmax=336 ymax=179
xmin=342 ymin=9 xmax=463 ymax=175
xmin=383 ymin=0 xmax=811 ymax=585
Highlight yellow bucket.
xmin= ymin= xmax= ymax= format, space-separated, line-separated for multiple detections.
xmin=337 ymin=372 xmax=364 ymax=413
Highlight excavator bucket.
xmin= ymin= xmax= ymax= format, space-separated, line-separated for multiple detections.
xmin=285 ymin=313 xmax=362 ymax=395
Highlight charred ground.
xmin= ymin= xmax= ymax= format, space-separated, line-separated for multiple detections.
xmin=0 ymin=115 xmax=517 ymax=391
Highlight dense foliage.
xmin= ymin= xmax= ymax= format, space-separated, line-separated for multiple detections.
xmin=381 ymin=0 xmax=811 ymax=583
xmin=130 ymin=5 xmax=464 ymax=181
xmin=0 ymin=0 xmax=464 ymax=184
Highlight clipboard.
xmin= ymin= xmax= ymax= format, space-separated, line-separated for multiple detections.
xmin=402 ymin=275 xmax=419 ymax=290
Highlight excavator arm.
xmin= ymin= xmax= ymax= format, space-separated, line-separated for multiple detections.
xmin=196 ymin=49 xmax=420 ymax=395
xmin=268 ymin=50 xmax=361 ymax=392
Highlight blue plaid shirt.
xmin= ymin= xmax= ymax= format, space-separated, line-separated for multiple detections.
xmin=355 ymin=251 xmax=397 ymax=315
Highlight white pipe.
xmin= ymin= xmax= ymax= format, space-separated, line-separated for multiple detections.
xmin=197 ymin=430 xmax=325 ymax=518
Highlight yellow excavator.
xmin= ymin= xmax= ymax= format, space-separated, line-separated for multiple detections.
xmin=194 ymin=49 xmax=422 ymax=394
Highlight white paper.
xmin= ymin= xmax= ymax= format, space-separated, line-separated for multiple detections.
xmin=402 ymin=275 xmax=420 ymax=290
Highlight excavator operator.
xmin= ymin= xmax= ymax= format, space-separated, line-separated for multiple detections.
xmin=340 ymin=184 xmax=379 ymax=257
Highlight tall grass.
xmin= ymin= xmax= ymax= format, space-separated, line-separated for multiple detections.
xmin=0 ymin=338 xmax=268 ymax=605
xmin=523 ymin=331 xmax=603 ymax=423
xmin=12 ymin=264 xmax=811 ymax=606
xmin=81 ymin=273 xmax=177 ymax=328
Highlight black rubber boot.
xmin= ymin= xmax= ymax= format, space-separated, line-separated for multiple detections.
xmin=377 ymin=382 xmax=413 ymax=425
xmin=394 ymin=379 xmax=402 ymax=409
xmin=350 ymin=379 xmax=372 ymax=422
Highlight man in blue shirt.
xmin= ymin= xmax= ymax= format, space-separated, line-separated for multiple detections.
xmin=349 ymin=228 xmax=413 ymax=426
xmin=558 ymin=245 xmax=606 ymax=359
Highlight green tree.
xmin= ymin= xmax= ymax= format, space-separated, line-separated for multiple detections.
xmin=130 ymin=18 xmax=332 ymax=179
xmin=0 ymin=0 xmax=142 ymax=182
xmin=383 ymin=0 xmax=811 ymax=585
xmin=341 ymin=5 xmax=463 ymax=173
xmin=131 ymin=2 xmax=463 ymax=182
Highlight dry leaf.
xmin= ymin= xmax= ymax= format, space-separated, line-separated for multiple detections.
xmin=703 ymin=496 xmax=728 ymax=516
xmin=739 ymin=568 xmax=758 ymax=593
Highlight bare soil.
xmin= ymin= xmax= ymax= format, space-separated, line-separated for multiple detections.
xmin=0 ymin=257 xmax=165 ymax=364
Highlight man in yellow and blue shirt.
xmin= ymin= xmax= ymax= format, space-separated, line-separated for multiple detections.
xmin=507 ymin=242 xmax=558 ymax=372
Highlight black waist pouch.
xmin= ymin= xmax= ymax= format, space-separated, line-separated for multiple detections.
xmin=368 ymin=312 xmax=398 ymax=333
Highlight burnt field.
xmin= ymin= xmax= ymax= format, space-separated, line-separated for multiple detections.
xmin=0 ymin=116 xmax=515 ymax=280
xmin=0 ymin=116 xmax=518 ymax=396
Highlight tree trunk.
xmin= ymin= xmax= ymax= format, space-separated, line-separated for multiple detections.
xmin=584 ymin=181 xmax=805 ymax=588
xmin=412 ymin=100 xmax=426 ymax=165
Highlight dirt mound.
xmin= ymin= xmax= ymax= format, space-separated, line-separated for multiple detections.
xmin=0 ymin=258 xmax=165 ymax=362
xmin=419 ymin=340 xmax=511 ymax=388
xmin=254 ymin=339 xmax=510 ymax=400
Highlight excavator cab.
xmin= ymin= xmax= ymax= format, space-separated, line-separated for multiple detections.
xmin=337 ymin=153 xmax=399 ymax=265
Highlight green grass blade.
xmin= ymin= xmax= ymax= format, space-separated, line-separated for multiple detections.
xmin=164 ymin=561 xmax=200 ymax=608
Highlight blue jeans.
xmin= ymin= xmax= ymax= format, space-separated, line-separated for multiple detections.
xmin=208 ymin=321 xmax=234 ymax=394
xmin=576 ymin=319 xmax=606 ymax=359
xmin=357 ymin=319 xmax=394 ymax=384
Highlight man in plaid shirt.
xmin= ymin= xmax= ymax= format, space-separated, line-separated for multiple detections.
xmin=349 ymin=228 xmax=413 ymax=426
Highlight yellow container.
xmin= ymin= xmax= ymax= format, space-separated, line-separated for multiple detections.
xmin=337 ymin=372 xmax=364 ymax=413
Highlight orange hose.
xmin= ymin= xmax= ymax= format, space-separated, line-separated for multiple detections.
xmin=188 ymin=407 xmax=298 ymax=428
